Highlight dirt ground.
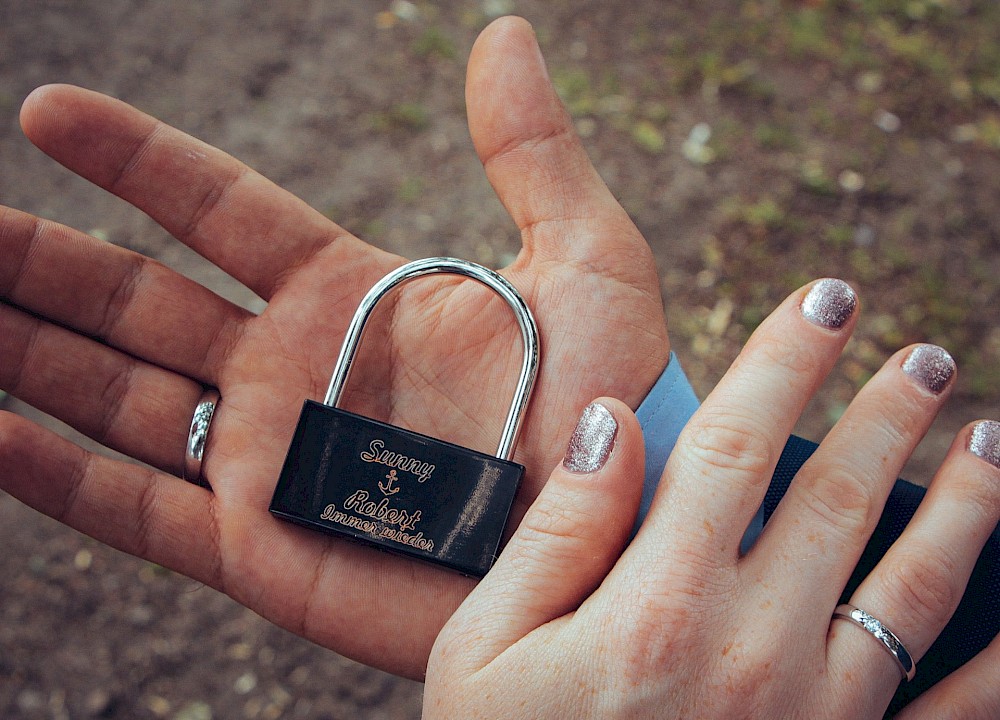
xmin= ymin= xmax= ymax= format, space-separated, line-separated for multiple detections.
xmin=1 ymin=1 xmax=998 ymax=718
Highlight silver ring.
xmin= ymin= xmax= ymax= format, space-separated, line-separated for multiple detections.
xmin=184 ymin=388 xmax=220 ymax=487
xmin=833 ymin=603 xmax=915 ymax=681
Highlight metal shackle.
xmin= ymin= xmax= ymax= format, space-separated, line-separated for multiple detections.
xmin=323 ymin=257 xmax=540 ymax=462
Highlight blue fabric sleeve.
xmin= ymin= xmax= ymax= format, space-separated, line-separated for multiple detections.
xmin=634 ymin=352 xmax=700 ymax=526
xmin=635 ymin=354 xmax=999 ymax=715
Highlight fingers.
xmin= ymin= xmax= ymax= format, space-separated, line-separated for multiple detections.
xmin=894 ymin=631 xmax=1000 ymax=720
xmin=0 ymin=409 xmax=219 ymax=587
xmin=0 ymin=205 xmax=248 ymax=383
xmin=437 ymin=399 xmax=644 ymax=672
xmin=750 ymin=344 xmax=957 ymax=602
xmin=640 ymin=279 xmax=858 ymax=562
xmin=827 ymin=421 xmax=1000 ymax=703
xmin=466 ymin=18 xmax=655 ymax=286
xmin=0 ymin=301 xmax=203 ymax=474
xmin=19 ymin=84 xmax=381 ymax=300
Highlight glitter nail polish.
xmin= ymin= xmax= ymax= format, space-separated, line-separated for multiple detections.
xmin=801 ymin=279 xmax=857 ymax=330
xmin=969 ymin=420 xmax=1000 ymax=469
xmin=563 ymin=402 xmax=617 ymax=473
xmin=902 ymin=344 xmax=956 ymax=395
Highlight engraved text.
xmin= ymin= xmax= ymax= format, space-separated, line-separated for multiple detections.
xmin=360 ymin=439 xmax=435 ymax=484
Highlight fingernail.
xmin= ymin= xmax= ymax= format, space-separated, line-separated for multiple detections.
xmin=969 ymin=420 xmax=1000 ymax=469
xmin=902 ymin=344 xmax=956 ymax=395
xmin=563 ymin=402 xmax=617 ymax=474
xmin=801 ymin=279 xmax=857 ymax=330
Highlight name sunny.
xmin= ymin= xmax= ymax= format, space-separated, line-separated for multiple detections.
xmin=360 ymin=439 xmax=435 ymax=484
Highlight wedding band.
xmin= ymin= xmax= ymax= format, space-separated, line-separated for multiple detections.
xmin=184 ymin=388 xmax=220 ymax=488
xmin=833 ymin=603 xmax=915 ymax=681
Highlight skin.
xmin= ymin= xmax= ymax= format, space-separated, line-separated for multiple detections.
xmin=424 ymin=283 xmax=1000 ymax=719
xmin=2 ymin=16 xmax=999 ymax=715
xmin=0 ymin=18 xmax=666 ymax=678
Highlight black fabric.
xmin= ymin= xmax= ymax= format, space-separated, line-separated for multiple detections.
xmin=767 ymin=435 xmax=1000 ymax=716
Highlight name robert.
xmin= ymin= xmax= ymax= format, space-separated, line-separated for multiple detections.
xmin=332 ymin=490 xmax=423 ymax=532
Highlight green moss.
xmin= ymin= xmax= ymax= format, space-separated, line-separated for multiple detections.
xmin=824 ymin=224 xmax=855 ymax=250
xmin=397 ymin=177 xmax=424 ymax=203
xmin=631 ymin=121 xmax=666 ymax=154
xmin=413 ymin=27 xmax=458 ymax=60
xmin=551 ymin=67 xmax=595 ymax=116
xmin=740 ymin=198 xmax=787 ymax=230
xmin=754 ymin=122 xmax=798 ymax=151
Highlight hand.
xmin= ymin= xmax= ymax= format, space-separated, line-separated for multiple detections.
xmin=0 ymin=17 xmax=668 ymax=678
xmin=424 ymin=280 xmax=1000 ymax=718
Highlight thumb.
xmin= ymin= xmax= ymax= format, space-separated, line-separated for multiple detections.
xmin=466 ymin=17 xmax=654 ymax=277
xmin=436 ymin=398 xmax=645 ymax=672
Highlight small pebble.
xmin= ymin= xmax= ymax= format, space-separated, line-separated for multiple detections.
xmin=74 ymin=549 xmax=93 ymax=571
xmin=951 ymin=124 xmax=978 ymax=143
xmin=227 ymin=642 xmax=253 ymax=660
xmin=856 ymin=70 xmax=884 ymax=93
xmin=853 ymin=224 xmax=876 ymax=248
xmin=234 ymin=672 xmax=257 ymax=695
xmin=17 ymin=689 xmax=44 ymax=712
xmin=838 ymin=169 xmax=865 ymax=193
xmin=146 ymin=695 xmax=172 ymax=717
xmin=84 ymin=688 xmax=112 ymax=716
xmin=127 ymin=604 xmax=154 ymax=627
xmin=482 ymin=0 xmax=514 ymax=18
xmin=390 ymin=0 xmax=419 ymax=21
xmin=682 ymin=123 xmax=715 ymax=165
xmin=874 ymin=110 xmax=901 ymax=133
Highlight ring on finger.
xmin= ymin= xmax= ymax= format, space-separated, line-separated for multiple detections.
xmin=184 ymin=388 xmax=220 ymax=488
xmin=833 ymin=603 xmax=915 ymax=682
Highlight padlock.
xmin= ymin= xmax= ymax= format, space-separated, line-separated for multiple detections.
xmin=269 ymin=257 xmax=540 ymax=577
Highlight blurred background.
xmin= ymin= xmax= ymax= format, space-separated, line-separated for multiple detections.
xmin=1 ymin=0 xmax=997 ymax=717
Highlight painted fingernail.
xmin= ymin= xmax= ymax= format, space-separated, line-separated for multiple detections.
xmin=563 ymin=402 xmax=617 ymax=474
xmin=969 ymin=420 xmax=1000 ymax=469
xmin=902 ymin=344 xmax=956 ymax=395
xmin=801 ymin=279 xmax=857 ymax=329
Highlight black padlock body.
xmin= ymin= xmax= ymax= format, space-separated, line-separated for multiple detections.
xmin=270 ymin=400 xmax=523 ymax=578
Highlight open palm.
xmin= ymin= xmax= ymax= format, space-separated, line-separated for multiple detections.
xmin=0 ymin=18 xmax=668 ymax=679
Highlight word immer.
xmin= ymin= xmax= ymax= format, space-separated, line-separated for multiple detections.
xmin=320 ymin=491 xmax=434 ymax=551
xmin=360 ymin=439 xmax=435 ymax=484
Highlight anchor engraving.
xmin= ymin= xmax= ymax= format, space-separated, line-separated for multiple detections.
xmin=379 ymin=469 xmax=401 ymax=496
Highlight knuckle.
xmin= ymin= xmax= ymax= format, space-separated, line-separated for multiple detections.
xmin=4 ymin=312 xmax=40 ymax=397
xmin=613 ymin=599 xmax=695 ymax=675
xmin=94 ymin=363 xmax=138 ymax=447
xmin=521 ymin=493 xmax=587 ymax=543
xmin=609 ymin=571 xmax=734 ymax=673
xmin=131 ymin=469 xmax=161 ymax=559
xmin=944 ymin=463 xmax=1000 ymax=523
xmin=715 ymin=651 xmax=778 ymax=709
xmin=753 ymin=337 xmax=817 ymax=377
xmin=796 ymin=466 xmax=877 ymax=539
xmin=0 ymin=209 xmax=42 ymax=296
xmin=95 ymin=253 xmax=147 ymax=341
xmin=684 ymin=412 xmax=776 ymax=483
xmin=57 ymin=449 xmax=93 ymax=526
xmin=881 ymin=547 xmax=960 ymax=627
xmin=505 ymin=492 xmax=593 ymax=568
